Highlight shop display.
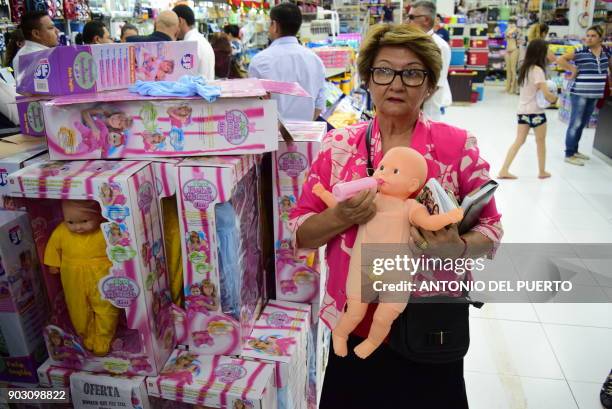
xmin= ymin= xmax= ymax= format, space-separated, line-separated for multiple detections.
xmin=242 ymin=300 xmax=311 ymax=409
xmin=146 ymin=350 xmax=276 ymax=408
xmin=173 ymin=155 xmax=265 ymax=356
xmin=273 ymin=121 xmax=327 ymax=307
xmin=0 ymin=210 xmax=48 ymax=383
xmin=0 ymin=134 xmax=47 ymax=209
xmin=16 ymin=41 xmax=199 ymax=96
xmin=7 ymin=160 xmax=174 ymax=376
xmin=315 ymin=147 xmax=463 ymax=359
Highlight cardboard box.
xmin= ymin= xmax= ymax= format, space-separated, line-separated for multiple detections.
xmin=16 ymin=42 xmax=199 ymax=96
xmin=0 ymin=210 xmax=48 ymax=383
xmin=242 ymin=300 xmax=311 ymax=409
xmin=7 ymin=160 xmax=174 ymax=376
xmin=173 ymin=155 xmax=265 ymax=356
xmin=146 ymin=350 xmax=276 ymax=408
xmin=0 ymin=134 xmax=48 ymax=209
xmin=16 ymin=96 xmax=51 ymax=137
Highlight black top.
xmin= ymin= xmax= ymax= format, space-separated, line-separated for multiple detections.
xmin=436 ymin=27 xmax=450 ymax=42
xmin=126 ymin=31 xmax=173 ymax=43
xmin=382 ymin=5 xmax=394 ymax=22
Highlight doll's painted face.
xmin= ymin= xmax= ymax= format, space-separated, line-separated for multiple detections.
xmin=107 ymin=113 xmax=132 ymax=130
xmin=190 ymin=286 xmax=201 ymax=296
xmin=202 ymin=281 xmax=214 ymax=296
xmin=100 ymin=184 xmax=112 ymax=199
xmin=148 ymin=132 xmax=165 ymax=144
xmin=108 ymin=131 xmax=124 ymax=147
xmin=62 ymin=201 xmax=102 ymax=234
xmin=49 ymin=330 xmax=62 ymax=347
xmin=176 ymin=105 xmax=192 ymax=117
xmin=189 ymin=232 xmax=200 ymax=245
xmin=159 ymin=60 xmax=174 ymax=74
xmin=175 ymin=354 xmax=195 ymax=369
xmin=373 ymin=147 xmax=427 ymax=200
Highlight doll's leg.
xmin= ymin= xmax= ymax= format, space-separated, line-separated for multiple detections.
xmin=332 ymin=297 xmax=369 ymax=357
xmin=354 ymin=302 xmax=407 ymax=359
xmin=89 ymin=293 xmax=121 ymax=356
xmin=61 ymin=272 xmax=94 ymax=349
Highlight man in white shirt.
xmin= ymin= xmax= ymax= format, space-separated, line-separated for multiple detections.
xmin=248 ymin=3 xmax=326 ymax=121
xmin=408 ymin=1 xmax=452 ymax=121
xmin=12 ymin=11 xmax=59 ymax=80
xmin=173 ymin=4 xmax=215 ymax=81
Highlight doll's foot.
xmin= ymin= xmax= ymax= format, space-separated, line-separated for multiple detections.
xmin=498 ymin=171 xmax=517 ymax=179
xmin=332 ymin=334 xmax=348 ymax=357
xmin=538 ymin=171 xmax=551 ymax=179
xmin=354 ymin=339 xmax=378 ymax=359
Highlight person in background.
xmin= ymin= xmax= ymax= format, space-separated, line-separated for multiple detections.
xmin=435 ymin=14 xmax=449 ymax=43
xmin=224 ymin=24 xmax=243 ymax=57
xmin=120 ymin=23 xmax=139 ymax=43
xmin=3 ymin=29 xmax=24 ymax=69
xmin=525 ymin=22 xmax=556 ymax=63
xmin=12 ymin=11 xmax=59 ymax=78
xmin=248 ymin=2 xmax=326 ymax=121
xmin=127 ymin=10 xmax=179 ymax=43
xmin=557 ymin=24 xmax=610 ymax=166
xmin=498 ymin=40 xmax=558 ymax=179
xmin=505 ymin=18 xmax=520 ymax=94
xmin=407 ymin=1 xmax=452 ymax=121
xmin=75 ymin=20 xmax=113 ymax=45
xmin=173 ymin=4 xmax=215 ymax=81
xmin=381 ymin=0 xmax=395 ymax=23
xmin=210 ymin=32 xmax=242 ymax=79
xmin=602 ymin=369 xmax=612 ymax=409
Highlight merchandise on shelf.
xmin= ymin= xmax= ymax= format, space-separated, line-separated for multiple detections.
xmin=16 ymin=96 xmax=52 ymax=137
xmin=173 ymin=155 xmax=265 ymax=356
xmin=312 ymin=46 xmax=354 ymax=69
xmin=146 ymin=350 xmax=276 ymax=408
xmin=0 ymin=210 xmax=48 ymax=383
xmin=41 ymin=79 xmax=280 ymax=160
xmin=0 ymin=135 xmax=47 ymax=210
xmin=272 ymin=121 xmax=326 ymax=307
xmin=38 ymin=359 xmax=150 ymax=409
xmin=7 ymin=160 xmax=174 ymax=376
xmin=16 ymin=41 xmax=199 ymax=96
xmin=242 ymin=300 xmax=311 ymax=409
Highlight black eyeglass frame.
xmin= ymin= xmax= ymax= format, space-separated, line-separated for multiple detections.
xmin=369 ymin=67 xmax=429 ymax=87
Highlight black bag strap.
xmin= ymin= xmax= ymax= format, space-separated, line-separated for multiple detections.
xmin=365 ymin=121 xmax=374 ymax=176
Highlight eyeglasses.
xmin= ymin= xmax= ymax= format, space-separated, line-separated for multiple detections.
xmin=370 ymin=67 xmax=428 ymax=87
xmin=407 ymin=14 xmax=429 ymax=20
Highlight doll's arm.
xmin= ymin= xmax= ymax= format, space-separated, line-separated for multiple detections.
xmin=43 ymin=225 xmax=63 ymax=273
xmin=313 ymin=182 xmax=338 ymax=208
xmin=409 ymin=202 xmax=464 ymax=231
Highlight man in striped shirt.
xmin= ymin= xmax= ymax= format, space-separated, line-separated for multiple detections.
xmin=557 ymin=25 xmax=611 ymax=166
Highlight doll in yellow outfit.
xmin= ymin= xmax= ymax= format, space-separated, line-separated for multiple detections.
xmin=162 ymin=197 xmax=183 ymax=307
xmin=44 ymin=200 xmax=120 ymax=356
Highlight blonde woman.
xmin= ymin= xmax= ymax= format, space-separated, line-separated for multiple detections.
xmin=505 ymin=18 xmax=520 ymax=93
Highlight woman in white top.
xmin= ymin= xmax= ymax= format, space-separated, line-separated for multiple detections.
xmin=499 ymin=39 xmax=558 ymax=179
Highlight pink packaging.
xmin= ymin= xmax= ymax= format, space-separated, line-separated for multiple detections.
xmin=172 ymin=155 xmax=265 ymax=357
xmin=0 ymin=210 xmax=49 ymax=383
xmin=146 ymin=350 xmax=276 ymax=408
xmin=7 ymin=160 xmax=174 ymax=376
xmin=241 ymin=300 xmax=311 ymax=409
xmin=16 ymin=42 xmax=199 ymax=96
xmin=41 ymin=78 xmax=310 ymax=161
xmin=16 ymin=96 xmax=51 ymax=136
xmin=272 ymin=121 xmax=327 ymax=306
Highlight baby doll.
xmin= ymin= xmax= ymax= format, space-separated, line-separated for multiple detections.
xmin=44 ymin=200 xmax=120 ymax=356
xmin=314 ymin=147 xmax=463 ymax=359
xmin=137 ymin=53 xmax=175 ymax=81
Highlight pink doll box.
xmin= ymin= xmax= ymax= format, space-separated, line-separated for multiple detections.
xmin=272 ymin=121 xmax=327 ymax=307
xmin=0 ymin=210 xmax=48 ymax=383
xmin=7 ymin=160 xmax=174 ymax=376
xmin=41 ymin=78 xmax=293 ymax=161
xmin=241 ymin=300 xmax=311 ymax=409
xmin=16 ymin=41 xmax=199 ymax=96
xmin=0 ymin=135 xmax=48 ymax=210
xmin=37 ymin=358 xmax=151 ymax=409
xmin=146 ymin=350 xmax=277 ymax=409
xmin=173 ymin=155 xmax=265 ymax=357
xmin=16 ymin=96 xmax=52 ymax=137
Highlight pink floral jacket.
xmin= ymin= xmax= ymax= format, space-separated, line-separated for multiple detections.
xmin=289 ymin=116 xmax=503 ymax=330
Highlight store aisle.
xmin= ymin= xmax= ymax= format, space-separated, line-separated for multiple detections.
xmin=443 ymin=86 xmax=612 ymax=409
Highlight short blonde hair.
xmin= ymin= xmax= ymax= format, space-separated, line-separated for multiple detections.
xmin=358 ymin=24 xmax=441 ymax=91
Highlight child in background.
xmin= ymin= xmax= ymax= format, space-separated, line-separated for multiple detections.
xmin=498 ymin=39 xmax=558 ymax=179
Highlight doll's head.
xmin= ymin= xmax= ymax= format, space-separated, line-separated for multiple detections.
xmin=109 ymin=223 xmax=121 ymax=237
xmin=201 ymin=279 xmax=216 ymax=297
xmin=175 ymin=353 xmax=196 ymax=369
xmin=48 ymin=329 xmax=63 ymax=347
xmin=373 ymin=147 xmax=427 ymax=200
xmin=156 ymin=60 xmax=175 ymax=78
xmin=107 ymin=112 xmax=133 ymax=131
xmin=189 ymin=231 xmax=201 ymax=245
xmin=62 ymin=200 xmax=103 ymax=234
xmin=234 ymin=400 xmax=252 ymax=409
xmin=190 ymin=284 xmax=201 ymax=296
xmin=143 ymin=131 xmax=166 ymax=151
xmin=100 ymin=183 xmax=113 ymax=200
xmin=174 ymin=105 xmax=192 ymax=118
xmin=107 ymin=131 xmax=125 ymax=147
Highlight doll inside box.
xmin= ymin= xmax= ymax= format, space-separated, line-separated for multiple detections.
xmin=174 ymin=164 xmax=265 ymax=353
xmin=18 ymin=196 xmax=174 ymax=371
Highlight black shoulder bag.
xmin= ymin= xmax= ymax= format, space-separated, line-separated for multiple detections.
xmin=364 ymin=121 xmax=483 ymax=364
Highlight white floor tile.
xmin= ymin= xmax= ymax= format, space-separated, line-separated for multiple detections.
xmin=466 ymin=318 xmax=564 ymax=379
xmin=568 ymin=381 xmax=607 ymax=409
xmin=534 ymin=302 xmax=612 ymax=328
xmin=465 ymin=372 xmax=579 ymax=409
xmin=470 ymin=303 xmax=540 ymax=322
xmin=543 ymin=324 xmax=612 ymax=383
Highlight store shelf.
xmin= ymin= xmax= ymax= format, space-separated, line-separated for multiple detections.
xmin=326 ymin=67 xmax=350 ymax=78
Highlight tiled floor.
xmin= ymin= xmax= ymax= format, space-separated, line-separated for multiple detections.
xmin=444 ymin=86 xmax=612 ymax=409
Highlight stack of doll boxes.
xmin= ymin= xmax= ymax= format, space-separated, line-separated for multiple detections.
xmin=37 ymin=358 xmax=150 ymax=409
xmin=241 ymin=300 xmax=311 ymax=409
xmin=14 ymin=41 xmax=199 ymax=137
